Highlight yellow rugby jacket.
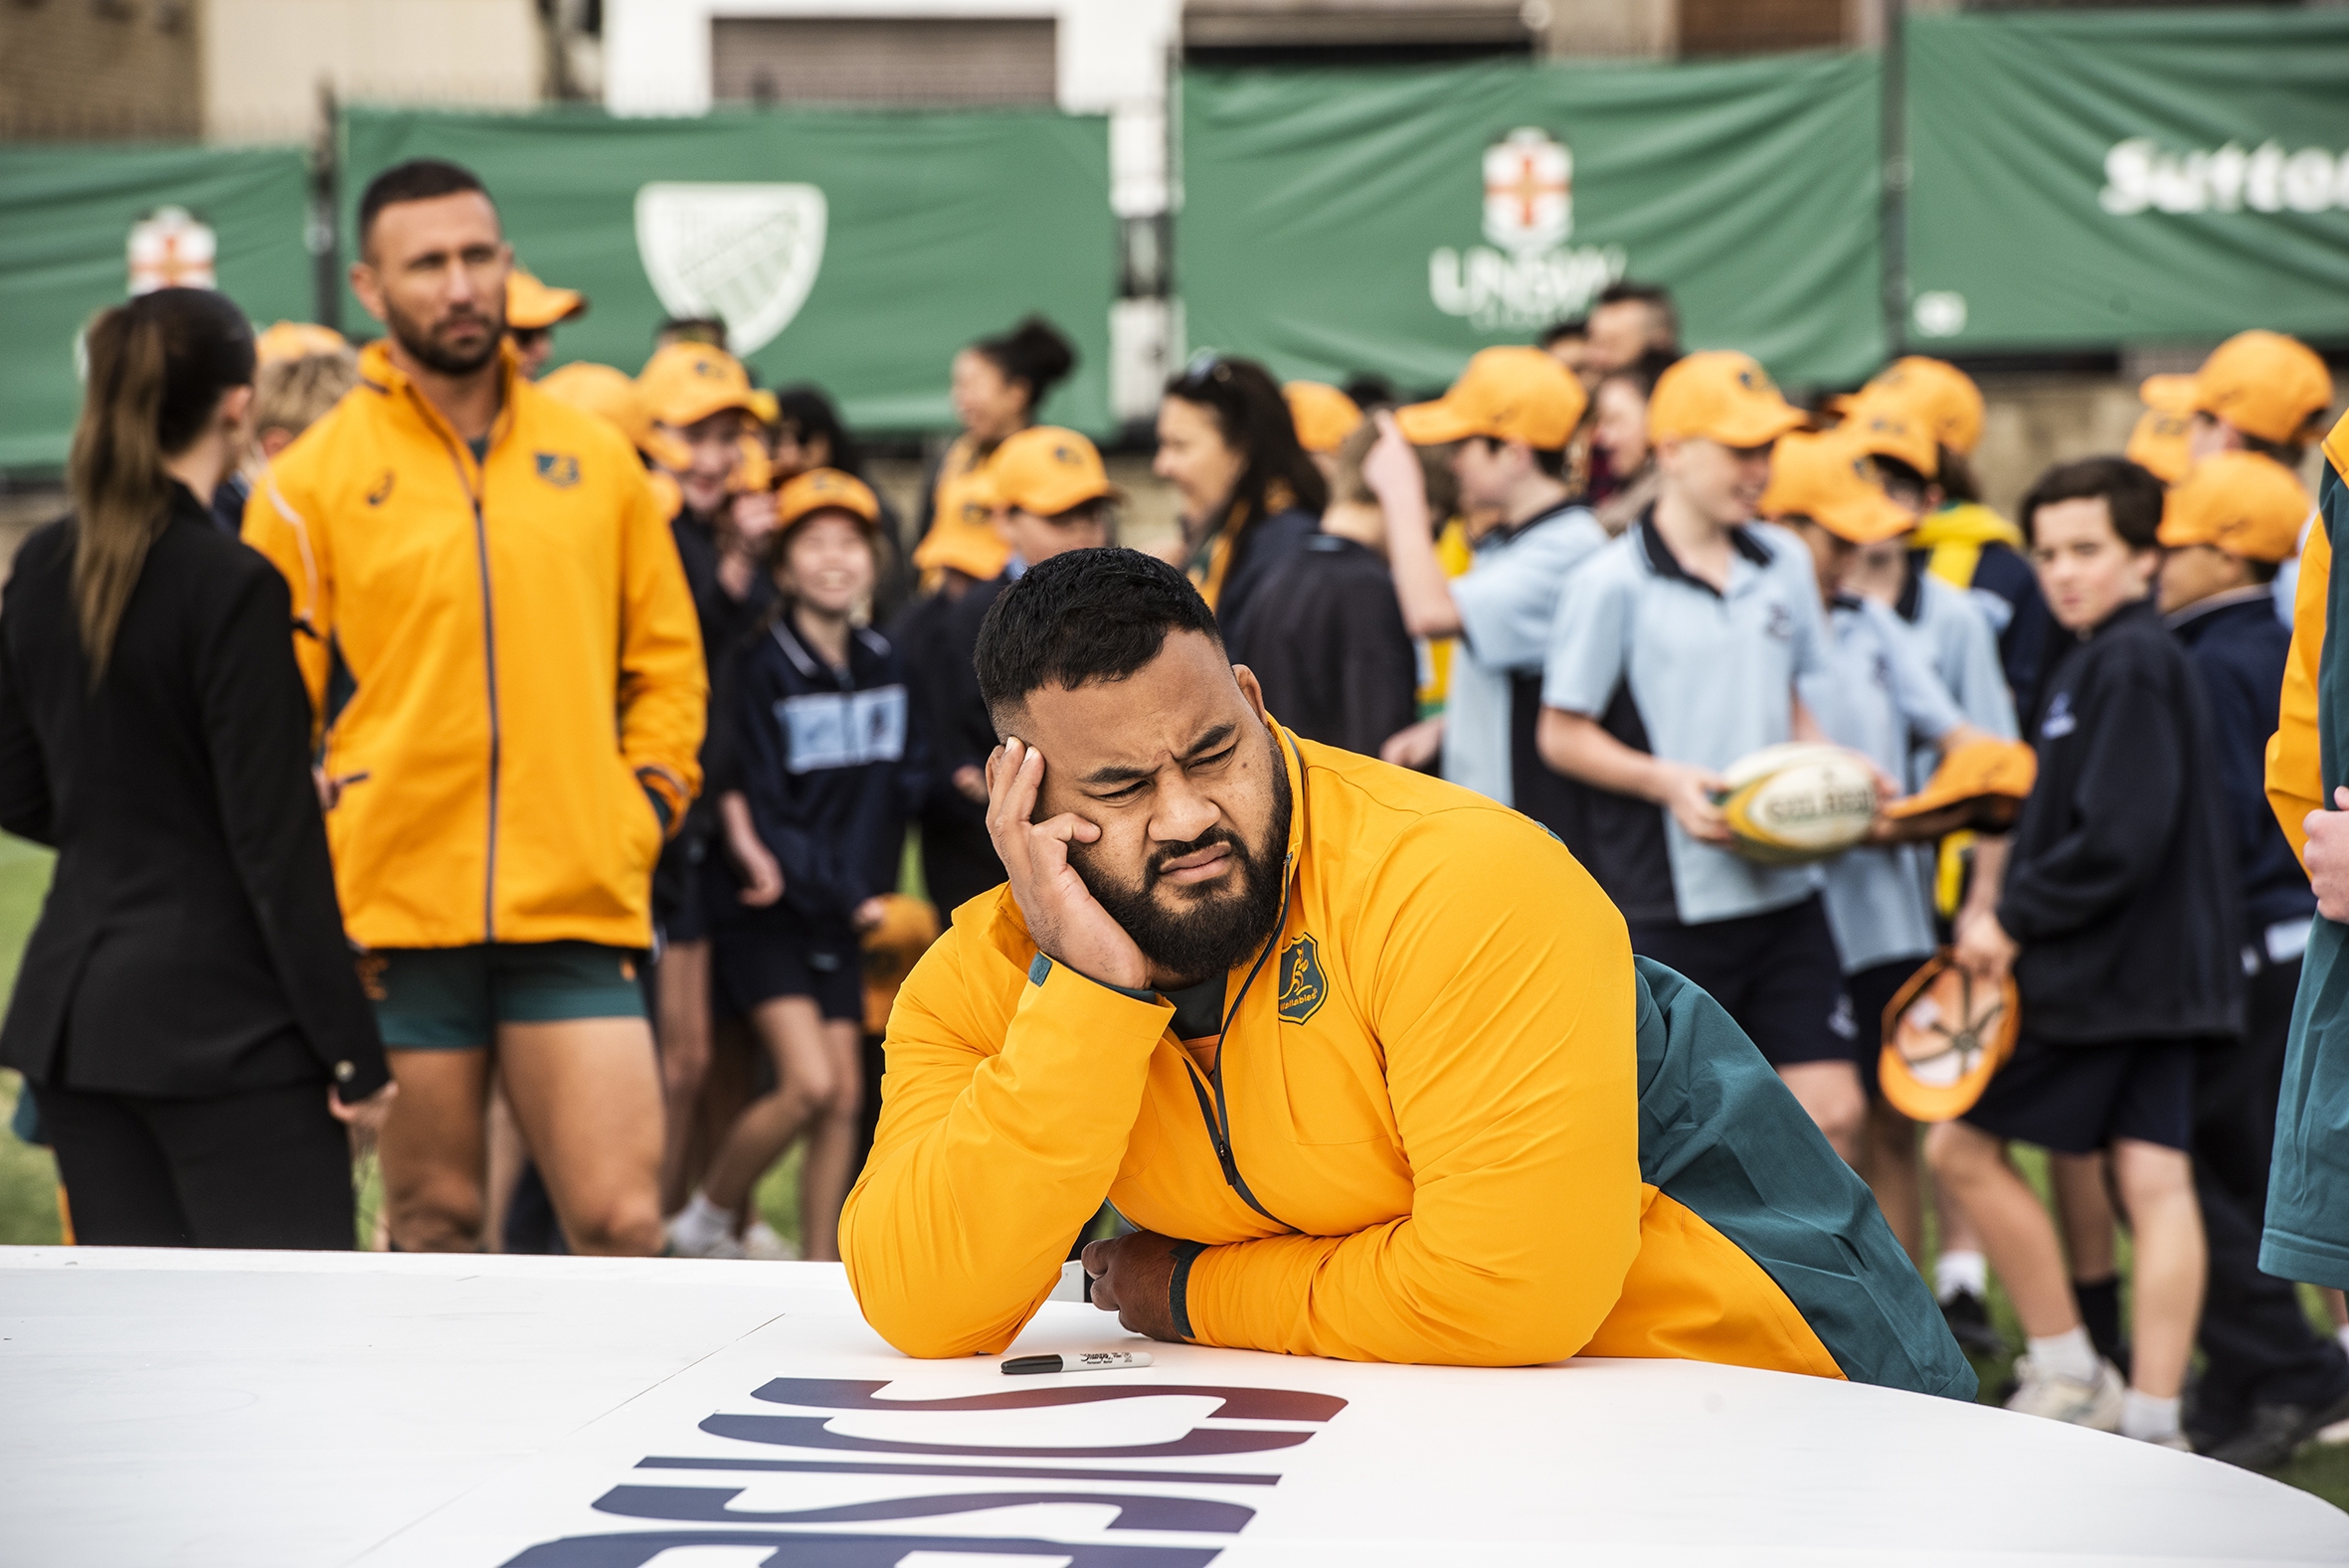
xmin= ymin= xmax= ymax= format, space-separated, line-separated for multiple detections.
xmin=244 ymin=341 xmax=705 ymax=951
xmin=842 ymin=726 xmax=1968 ymax=1393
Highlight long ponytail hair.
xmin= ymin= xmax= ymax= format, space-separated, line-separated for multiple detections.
xmin=68 ymin=287 xmax=255 ymax=683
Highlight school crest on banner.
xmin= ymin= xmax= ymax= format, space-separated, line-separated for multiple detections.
xmin=1431 ymin=127 xmax=1625 ymax=334
xmin=634 ymin=182 xmax=827 ymax=355
xmin=127 ymin=206 xmax=216 ymax=293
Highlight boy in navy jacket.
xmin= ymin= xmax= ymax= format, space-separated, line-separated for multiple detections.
xmin=1927 ymin=457 xmax=2239 ymax=1452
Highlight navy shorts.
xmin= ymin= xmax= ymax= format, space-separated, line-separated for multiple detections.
xmin=652 ymin=834 xmax=710 ymax=948
xmin=712 ymin=909 xmax=863 ymax=1024
xmin=1846 ymin=956 xmax=1934 ymax=1102
xmin=1627 ymin=896 xmax=1853 ymax=1068
xmin=1961 ymin=1034 xmax=2201 ymax=1155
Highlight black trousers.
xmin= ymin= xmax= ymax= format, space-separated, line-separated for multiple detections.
xmin=2193 ymin=950 xmax=2349 ymax=1440
xmin=41 ymin=1080 xmax=353 ymax=1250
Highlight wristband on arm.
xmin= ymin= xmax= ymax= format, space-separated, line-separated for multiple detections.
xmin=1167 ymin=1239 xmax=1207 ymax=1342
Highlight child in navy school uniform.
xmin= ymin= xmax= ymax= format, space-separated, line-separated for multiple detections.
xmin=1925 ymin=456 xmax=2241 ymax=1450
xmin=667 ymin=468 xmax=927 ymax=1264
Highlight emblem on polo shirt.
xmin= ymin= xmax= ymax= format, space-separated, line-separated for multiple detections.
xmin=1431 ymin=127 xmax=1626 ymax=333
xmin=535 ymin=451 xmax=581 ymax=488
xmin=1277 ymin=934 xmax=1328 ymax=1025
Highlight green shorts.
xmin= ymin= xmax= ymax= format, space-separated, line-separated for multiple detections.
xmin=360 ymin=942 xmax=647 ymax=1049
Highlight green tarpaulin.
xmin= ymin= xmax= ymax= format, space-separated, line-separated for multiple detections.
xmin=1178 ymin=53 xmax=1885 ymax=395
xmin=0 ymin=144 xmax=310 ymax=470
xmin=341 ymin=105 xmax=1117 ymax=436
xmin=1904 ymin=9 xmax=2349 ymax=351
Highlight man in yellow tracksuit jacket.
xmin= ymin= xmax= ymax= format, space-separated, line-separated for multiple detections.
xmin=245 ymin=158 xmax=704 ymax=1256
xmin=842 ymin=547 xmax=1969 ymax=1392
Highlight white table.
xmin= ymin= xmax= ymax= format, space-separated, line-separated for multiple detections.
xmin=1 ymin=1247 xmax=2341 ymax=1566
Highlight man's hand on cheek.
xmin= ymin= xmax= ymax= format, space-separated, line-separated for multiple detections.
xmin=1081 ymin=1230 xmax=1188 ymax=1342
xmin=986 ymin=737 xmax=1153 ymax=990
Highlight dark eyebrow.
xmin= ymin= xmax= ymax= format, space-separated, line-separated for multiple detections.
xmin=1078 ymin=723 xmax=1238 ymax=787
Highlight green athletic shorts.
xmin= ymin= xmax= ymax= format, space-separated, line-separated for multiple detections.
xmin=359 ymin=942 xmax=647 ymax=1049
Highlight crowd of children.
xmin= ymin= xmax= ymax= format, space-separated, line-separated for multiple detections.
xmin=149 ymin=223 xmax=2349 ymax=1472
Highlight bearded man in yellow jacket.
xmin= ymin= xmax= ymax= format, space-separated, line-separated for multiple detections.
xmin=245 ymin=159 xmax=705 ymax=1256
xmin=841 ymin=548 xmax=1969 ymax=1391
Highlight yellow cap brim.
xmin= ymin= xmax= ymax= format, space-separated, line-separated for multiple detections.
xmin=1393 ymin=399 xmax=1480 ymax=446
xmin=1813 ymin=490 xmax=1917 ymax=546
xmin=650 ymin=391 xmax=760 ymax=432
xmin=2155 ymin=515 xmax=2219 ymax=550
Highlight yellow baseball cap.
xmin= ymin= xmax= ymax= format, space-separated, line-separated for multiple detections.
xmin=255 ymin=320 xmax=347 ymax=366
xmin=1887 ymin=737 xmax=2038 ymax=826
xmin=1395 ymin=346 xmax=1587 ymax=449
xmin=993 ymin=426 xmax=1119 ymax=517
xmin=1284 ymin=381 xmax=1363 ymax=454
xmin=1856 ymin=357 xmax=1984 ymax=456
xmin=538 ymin=361 xmax=655 ymax=454
xmin=2192 ymin=330 xmax=2333 ymax=446
xmin=1841 ymin=402 xmax=1940 ymax=480
xmin=913 ymin=468 xmax=1011 ymax=581
xmin=1880 ymin=954 xmax=2020 ymax=1125
xmin=776 ymin=467 xmax=881 ymax=533
xmin=2157 ymin=451 xmax=2312 ymax=564
xmin=1760 ymin=431 xmax=1914 ymax=545
xmin=506 ymin=268 xmax=587 ymax=332
xmin=1647 ymin=351 xmax=1807 ymax=448
xmin=2127 ymin=374 xmax=2198 ymax=484
xmin=639 ymin=341 xmax=761 ymax=430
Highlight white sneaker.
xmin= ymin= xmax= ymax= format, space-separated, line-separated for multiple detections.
xmin=2005 ymin=1354 xmax=2125 ymax=1431
xmin=742 ymin=1220 xmax=799 ymax=1261
xmin=665 ymin=1217 xmax=744 ymax=1259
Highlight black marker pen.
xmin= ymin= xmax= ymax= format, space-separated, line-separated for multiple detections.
xmin=1001 ymin=1350 xmax=1154 ymax=1376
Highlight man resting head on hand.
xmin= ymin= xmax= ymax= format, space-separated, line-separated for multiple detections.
xmin=839 ymin=547 xmax=1968 ymax=1396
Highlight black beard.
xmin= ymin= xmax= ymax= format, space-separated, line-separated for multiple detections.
xmin=385 ymin=295 xmax=504 ymax=377
xmin=1071 ymin=747 xmax=1292 ymax=988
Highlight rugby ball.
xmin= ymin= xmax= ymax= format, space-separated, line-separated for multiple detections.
xmin=1714 ymin=743 xmax=1879 ymax=865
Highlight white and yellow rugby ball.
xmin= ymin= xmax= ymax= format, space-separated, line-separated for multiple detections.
xmin=1714 ymin=743 xmax=1878 ymax=865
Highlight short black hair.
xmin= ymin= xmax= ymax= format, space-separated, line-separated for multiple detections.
xmin=1537 ymin=315 xmax=1588 ymax=349
xmin=1597 ymin=347 xmax=1680 ymax=403
xmin=1470 ymin=433 xmax=1569 ymax=481
xmin=1596 ymin=280 xmax=1680 ymax=347
xmin=975 ymin=548 xmax=1221 ymax=721
xmin=358 ymin=159 xmax=491 ymax=255
xmin=2019 ymin=455 xmax=2165 ymax=551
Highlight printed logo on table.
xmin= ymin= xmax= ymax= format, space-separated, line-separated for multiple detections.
xmin=1431 ymin=127 xmax=1626 ymax=333
xmin=1277 ymin=934 xmax=1329 ymax=1025
xmin=635 ymin=182 xmax=828 ymax=356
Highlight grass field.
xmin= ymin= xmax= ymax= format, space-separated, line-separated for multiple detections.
xmin=1 ymin=838 xmax=2344 ymax=1507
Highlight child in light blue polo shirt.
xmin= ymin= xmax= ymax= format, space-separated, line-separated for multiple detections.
xmin=1763 ymin=430 xmax=2003 ymax=1254
xmin=1375 ymin=349 xmax=1606 ymax=841
xmin=1537 ymin=352 xmax=1867 ymax=1160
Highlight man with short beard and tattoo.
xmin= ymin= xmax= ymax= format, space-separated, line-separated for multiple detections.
xmin=840 ymin=548 xmax=1969 ymax=1391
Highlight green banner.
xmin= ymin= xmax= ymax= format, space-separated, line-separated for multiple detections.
xmin=1178 ymin=54 xmax=1884 ymax=395
xmin=0 ymin=144 xmax=310 ymax=470
xmin=342 ymin=105 xmax=1117 ymax=436
xmin=1904 ymin=10 xmax=2349 ymax=351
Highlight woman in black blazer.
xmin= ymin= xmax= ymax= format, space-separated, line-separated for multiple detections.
xmin=0 ymin=287 xmax=391 ymax=1249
